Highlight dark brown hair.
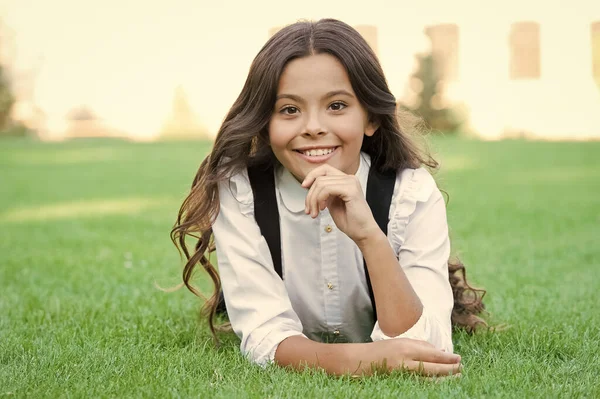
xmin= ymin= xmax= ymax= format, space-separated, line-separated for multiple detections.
xmin=171 ymin=18 xmax=486 ymax=342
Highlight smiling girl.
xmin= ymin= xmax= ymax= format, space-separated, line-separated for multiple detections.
xmin=172 ymin=19 xmax=485 ymax=377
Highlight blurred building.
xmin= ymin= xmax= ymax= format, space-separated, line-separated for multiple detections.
xmin=2 ymin=0 xmax=600 ymax=140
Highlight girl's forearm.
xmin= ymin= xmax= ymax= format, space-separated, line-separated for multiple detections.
xmin=274 ymin=335 xmax=377 ymax=376
xmin=274 ymin=335 xmax=462 ymax=377
xmin=356 ymin=230 xmax=423 ymax=336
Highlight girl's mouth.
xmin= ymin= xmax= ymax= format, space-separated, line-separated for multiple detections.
xmin=293 ymin=146 xmax=339 ymax=163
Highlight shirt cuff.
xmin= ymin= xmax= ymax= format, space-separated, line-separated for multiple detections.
xmin=248 ymin=330 xmax=308 ymax=367
xmin=369 ymin=308 xmax=453 ymax=352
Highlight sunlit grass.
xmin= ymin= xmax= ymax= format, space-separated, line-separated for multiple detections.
xmin=6 ymin=147 xmax=119 ymax=165
xmin=0 ymin=197 xmax=173 ymax=223
xmin=1 ymin=136 xmax=599 ymax=398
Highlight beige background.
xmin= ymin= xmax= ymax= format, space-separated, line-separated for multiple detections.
xmin=2 ymin=0 xmax=600 ymax=140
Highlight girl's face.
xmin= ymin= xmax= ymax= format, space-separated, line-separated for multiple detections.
xmin=268 ymin=53 xmax=378 ymax=182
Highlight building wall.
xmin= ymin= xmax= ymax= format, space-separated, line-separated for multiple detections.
xmin=450 ymin=13 xmax=600 ymax=139
xmin=2 ymin=0 xmax=600 ymax=140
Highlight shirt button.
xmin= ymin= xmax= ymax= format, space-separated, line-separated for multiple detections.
xmin=325 ymin=225 xmax=333 ymax=233
xmin=327 ymin=282 xmax=334 ymax=290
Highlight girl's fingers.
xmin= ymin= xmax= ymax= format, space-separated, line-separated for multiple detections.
xmin=302 ymin=165 xmax=345 ymax=188
xmin=307 ymin=184 xmax=335 ymax=217
xmin=308 ymin=182 xmax=357 ymax=217
xmin=411 ymin=345 xmax=461 ymax=364
xmin=423 ymin=350 xmax=461 ymax=365
xmin=319 ymin=198 xmax=328 ymax=212
xmin=404 ymin=360 xmax=462 ymax=377
xmin=305 ymin=178 xmax=358 ymax=217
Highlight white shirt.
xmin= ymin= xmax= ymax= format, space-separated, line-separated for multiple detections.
xmin=212 ymin=152 xmax=454 ymax=366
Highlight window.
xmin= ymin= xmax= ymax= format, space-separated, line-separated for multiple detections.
xmin=425 ymin=24 xmax=459 ymax=81
xmin=592 ymin=22 xmax=600 ymax=84
xmin=509 ymin=21 xmax=541 ymax=79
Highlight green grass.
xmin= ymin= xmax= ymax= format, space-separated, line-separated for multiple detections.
xmin=1 ymin=136 xmax=599 ymax=398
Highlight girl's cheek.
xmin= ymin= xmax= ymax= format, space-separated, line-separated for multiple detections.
xmin=269 ymin=123 xmax=297 ymax=147
xmin=273 ymin=120 xmax=301 ymax=136
xmin=334 ymin=117 xmax=363 ymax=136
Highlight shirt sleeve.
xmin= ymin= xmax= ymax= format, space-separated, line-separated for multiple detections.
xmin=370 ymin=168 xmax=454 ymax=353
xmin=212 ymin=171 xmax=306 ymax=366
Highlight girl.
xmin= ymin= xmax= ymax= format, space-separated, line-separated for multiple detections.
xmin=172 ymin=18 xmax=485 ymax=377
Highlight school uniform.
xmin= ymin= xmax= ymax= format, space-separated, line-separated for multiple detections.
xmin=212 ymin=152 xmax=454 ymax=366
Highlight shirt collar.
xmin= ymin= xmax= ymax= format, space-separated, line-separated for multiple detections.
xmin=276 ymin=152 xmax=371 ymax=213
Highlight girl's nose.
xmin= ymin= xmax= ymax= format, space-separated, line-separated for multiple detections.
xmin=302 ymin=113 xmax=327 ymax=137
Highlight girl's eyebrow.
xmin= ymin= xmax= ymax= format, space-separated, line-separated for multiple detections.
xmin=276 ymin=93 xmax=304 ymax=102
xmin=276 ymin=90 xmax=355 ymax=102
xmin=323 ymin=89 xmax=354 ymax=99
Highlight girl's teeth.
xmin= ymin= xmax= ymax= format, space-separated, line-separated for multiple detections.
xmin=303 ymin=148 xmax=334 ymax=157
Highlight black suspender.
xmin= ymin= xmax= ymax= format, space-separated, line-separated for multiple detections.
xmin=247 ymin=164 xmax=283 ymax=278
xmin=362 ymin=167 xmax=396 ymax=321
xmin=216 ymin=163 xmax=396 ymax=325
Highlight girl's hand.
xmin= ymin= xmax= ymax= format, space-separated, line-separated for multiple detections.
xmin=301 ymin=164 xmax=381 ymax=243
xmin=363 ymin=338 xmax=462 ymax=376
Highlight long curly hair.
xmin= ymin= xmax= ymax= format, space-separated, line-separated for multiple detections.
xmin=171 ymin=18 xmax=486 ymax=343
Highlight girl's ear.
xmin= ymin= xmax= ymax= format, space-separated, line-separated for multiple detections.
xmin=365 ymin=120 xmax=380 ymax=137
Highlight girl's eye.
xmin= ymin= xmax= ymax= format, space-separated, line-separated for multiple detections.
xmin=281 ymin=106 xmax=299 ymax=115
xmin=329 ymin=102 xmax=347 ymax=111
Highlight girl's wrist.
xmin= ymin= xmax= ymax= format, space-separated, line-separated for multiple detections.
xmin=338 ymin=342 xmax=373 ymax=376
xmin=354 ymin=227 xmax=388 ymax=251
xmin=342 ymin=342 xmax=384 ymax=376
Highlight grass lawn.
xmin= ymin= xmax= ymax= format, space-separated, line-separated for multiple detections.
xmin=1 ymin=136 xmax=599 ymax=398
